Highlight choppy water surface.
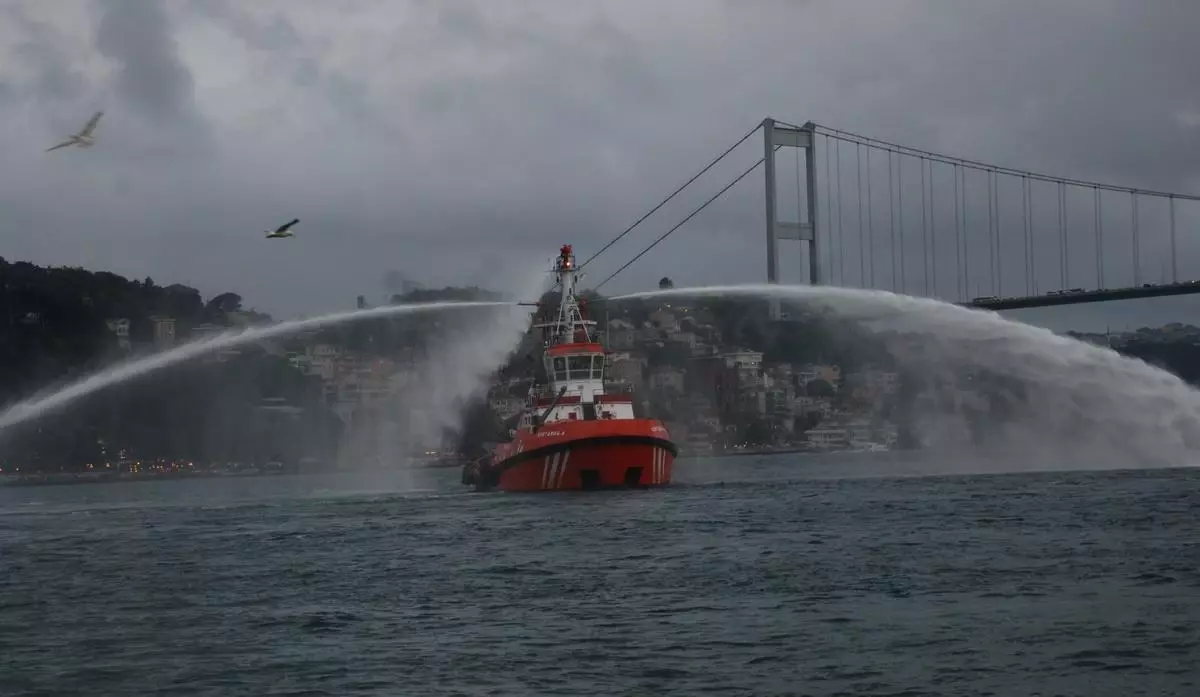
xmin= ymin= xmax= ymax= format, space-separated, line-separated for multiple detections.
xmin=2 ymin=455 xmax=1198 ymax=696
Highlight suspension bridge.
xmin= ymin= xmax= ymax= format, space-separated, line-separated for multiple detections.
xmin=584 ymin=117 xmax=1200 ymax=314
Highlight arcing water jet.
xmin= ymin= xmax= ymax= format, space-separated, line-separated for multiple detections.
xmin=611 ymin=284 xmax=1200 ymax=469
xmin=0 ymin=300 xmax=519 ymax=435
xmin=335 ymin=272 xmax=547 ymax=471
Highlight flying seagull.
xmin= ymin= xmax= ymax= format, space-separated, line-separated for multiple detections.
xmin=45 ymin=111 xmax=104 ymax=152
xmin=265 ymin=218 xmax=299 ymax=239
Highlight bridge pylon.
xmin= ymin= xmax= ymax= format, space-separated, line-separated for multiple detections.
xmin=762 ymin=118 xmax=819 ymax=318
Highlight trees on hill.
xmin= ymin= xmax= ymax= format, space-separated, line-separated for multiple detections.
xmin=15 ymin=253 xmax=1200 ymax=469
xmin=205 ymin=291 xmax=242 ymax=317
xmin=0 ymin=258 xmax=338 ymax=471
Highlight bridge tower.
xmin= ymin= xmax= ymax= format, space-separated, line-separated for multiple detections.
xmin=762 ymin=118 xmax=819 ymax=318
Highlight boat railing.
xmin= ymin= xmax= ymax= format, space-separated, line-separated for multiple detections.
xmin=527 ymin=381 xmax=634 ymax=402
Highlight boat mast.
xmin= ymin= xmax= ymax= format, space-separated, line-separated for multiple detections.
xmin=551 ymin=244 xmax=591 ymax=346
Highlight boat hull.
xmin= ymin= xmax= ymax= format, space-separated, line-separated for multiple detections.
xmin=466 ymin=419 xmax=676 ymax=492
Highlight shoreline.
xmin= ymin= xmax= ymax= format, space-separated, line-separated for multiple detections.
xmin=0 ymin=458 xmax=473 ymax=488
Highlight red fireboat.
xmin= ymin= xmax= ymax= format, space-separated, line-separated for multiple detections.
xmin=462 ymin=244 xmax=676 ymax=492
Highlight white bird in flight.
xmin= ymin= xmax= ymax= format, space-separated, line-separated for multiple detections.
xmin=45 ymin=111 xmax=104 ymax=152
xmin=266 ymin=218 xmax=299 ymax=239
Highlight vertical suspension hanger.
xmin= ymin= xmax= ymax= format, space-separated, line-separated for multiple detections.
xmin=889 ymin=149 xmax=898 ymax=292
xmin=794 ymin=140 xmax=803 ymax=283
xmin=953 ymin=163 xmax=962 ymax=301
xmin=1062 ymin=182 xmax=1070 ymax=289
xmin=993 ymin=170 xmax=1001 ymax=298
xmin=1021 ymin=175 xmax=1030 ymax=296
xmin=920 ymin=155 xmax=929 ymax=295
xmin=1131 ymin=190 xmax=1140 ymax=286
xmin=897 ymin=151 xmax=906 ymax=294
xmin=1169 ymin=194 xmax=1177 ymax=284
xmin=1060 ymin=182 xmax=1070 ymax=287
xmin=928 ymin=157 xmax=937 ymax=298
xmin=961 ymin=165 xmax=970 ymax=300
xmin=835 ymin=137 xmax=844 ymax=286
xmin=1028 ymin=176 xmax=1036 ymax=295
xmin=824 ymin=134 xmax=834 ymax=285
xmin=1094 ymin=187 xmax=1104 ymax=289
xmin=986 ymin=169 xmax=996 ymax=296
xmin=866 ymin=145 xmax=875 ymax=289
xmin=856 ymin=142 xmax=866 ymax=287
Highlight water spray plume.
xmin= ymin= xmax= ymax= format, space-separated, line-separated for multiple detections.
xmin=0 ymin=300 xmax=517 ymax=434
xmin=339 ymin=271 xmax=547 ymax=473
xmin=612 ymin=284 xmax=1200 ymax=469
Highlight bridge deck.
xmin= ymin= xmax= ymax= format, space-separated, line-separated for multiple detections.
xmin=958 ymin=281 xmax=1200 ymax=311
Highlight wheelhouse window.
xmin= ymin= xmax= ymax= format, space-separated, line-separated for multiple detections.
xmin=568 ymin=356 xmax=591 ymax=380
xmin=552 ymin=357 xmax=568 ymax=382
xmin=591 ymin=355 xmax=604 ymax=380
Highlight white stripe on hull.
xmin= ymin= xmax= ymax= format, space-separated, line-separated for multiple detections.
xmin=540 ymin=450 xmax=570 ymax=490
xmin=533 ymin=445 xmax=674 ymax=489
xmin=540 ymin=453 xmax=553 ymax=489
xmin=651 ymin=448 xmax=669 ymax=484
xmin=557 ymin=450 xmax=570 ymax=488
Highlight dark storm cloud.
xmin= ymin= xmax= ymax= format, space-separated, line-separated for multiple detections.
xmin=0 ymin=4 xmax=87 ymax=106
xmin=828 ymin=1 xmax=1200 ymax=191
xmin=184 ymin=0 xmax=300 ymax=52
xmin=94 ymin=0 xmax=199 ymax=126
xmin=1 ymin=0 xmax=1199 ymax=328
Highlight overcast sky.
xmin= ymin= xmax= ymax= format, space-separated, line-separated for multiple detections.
xmin=1 ymin=0 xmax=1198 ymax=331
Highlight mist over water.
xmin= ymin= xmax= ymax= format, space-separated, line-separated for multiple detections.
xmin=7 ymin=279 xmax=1197 ymax=476
xmin=0 ymin=300 xmax=517 ymax=436
xmin=613 ymin=284 xmax=1200 ymax=471
xmin=337 ymin=273 xmax=546 ymax=483
xmin=0 ymin=255 xmax=544 ymax=488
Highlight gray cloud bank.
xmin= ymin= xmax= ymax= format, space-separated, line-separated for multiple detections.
xmin=0 ymin=0 xmax=1196 ymax=327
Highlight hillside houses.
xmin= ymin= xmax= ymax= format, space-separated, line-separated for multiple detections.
xmin=254 ymin=294 xmax=907 ymax=457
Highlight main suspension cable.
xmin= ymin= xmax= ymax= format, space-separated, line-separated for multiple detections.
xmin=787 ymin=120 xmax=1200 ymax=202
xmin=578 ymin=123 xmax=763 ymax=270
xmin=593 ymin=155 xmax=769 ymax=291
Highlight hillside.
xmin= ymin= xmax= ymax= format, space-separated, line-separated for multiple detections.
xmin=0 ymin=258 xmax=337 ymax=471
xmin=7 ymin=256 xmax=1200 ymax=472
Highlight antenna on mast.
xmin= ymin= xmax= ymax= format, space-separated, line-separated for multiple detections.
xmin=531 ymin=244 xmax=599 ymax=347
xmin=551 ymin=244 xmax=592 ymax=345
